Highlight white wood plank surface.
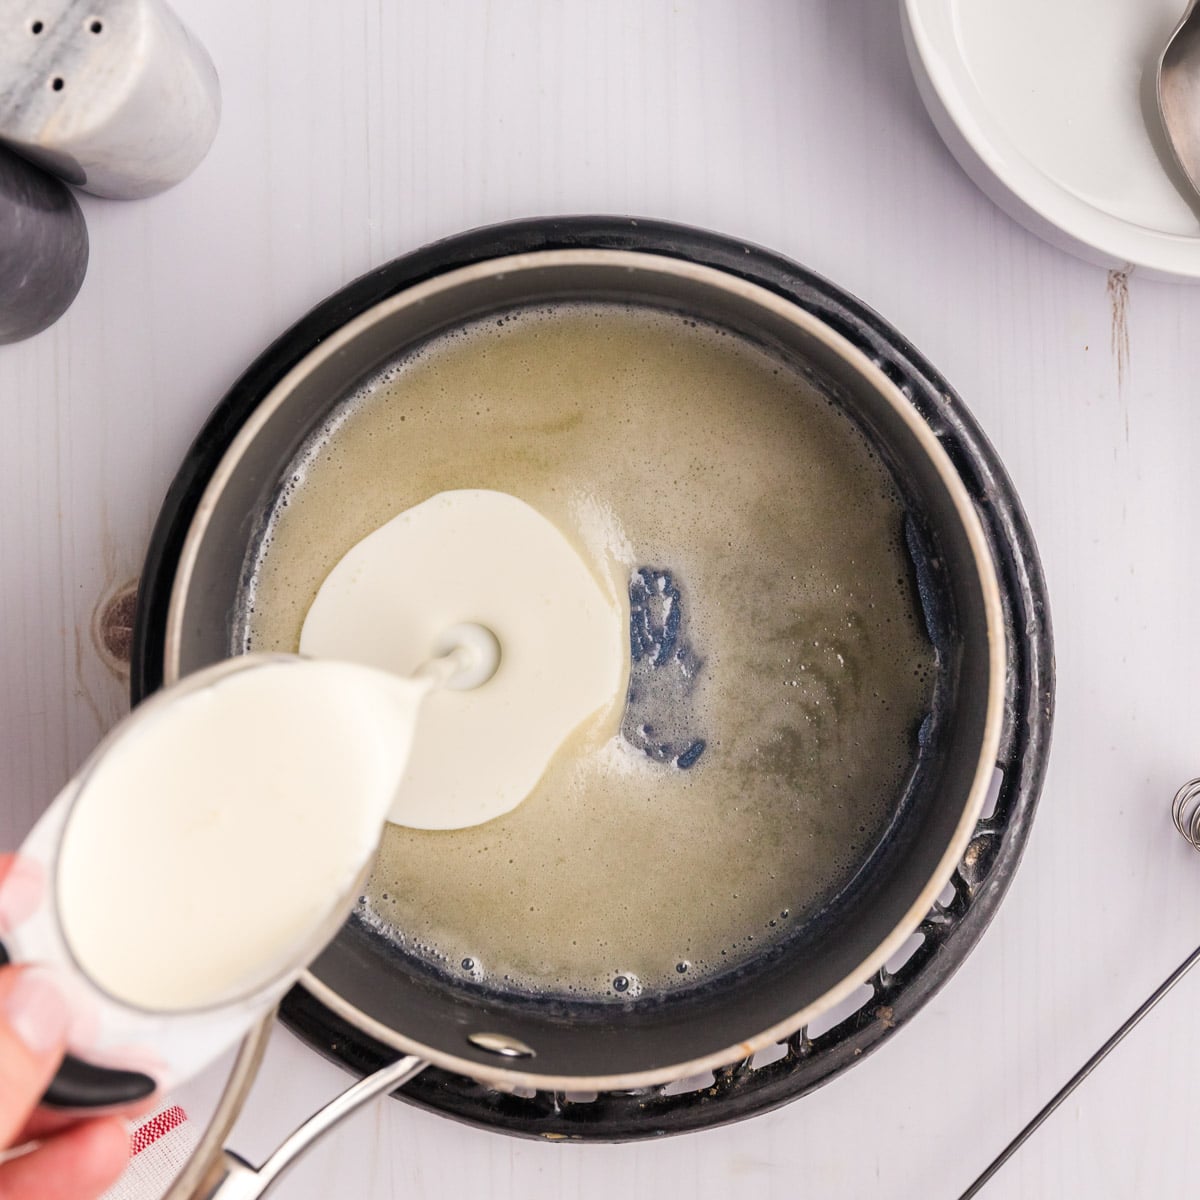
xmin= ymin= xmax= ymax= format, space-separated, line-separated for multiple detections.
xmin=4 ymin=1 xmax=1200 ymax=1196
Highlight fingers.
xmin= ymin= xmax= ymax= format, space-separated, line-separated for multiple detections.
xmin=0 ymin=1116 xmax=128 ymax=1200
xmin=0 ymin=967 xmax=69 ymax=1149
xmin=0 ymin=857 xmax=42 ymax=934
xmin=16 ymin=1091 xmax=155 ymax=1145
xmin=0 ymin=853 xmax=139 ymax=1200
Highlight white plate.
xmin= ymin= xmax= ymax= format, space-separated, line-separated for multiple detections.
xmin=902 ymin=0 xmax=1200 ymax=282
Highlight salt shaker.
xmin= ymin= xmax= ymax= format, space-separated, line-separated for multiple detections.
xmin=0 ymin=0 xmax=220 ymax=200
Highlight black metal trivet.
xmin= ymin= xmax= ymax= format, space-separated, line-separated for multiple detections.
xmin=265 ymin=219 xmax=1054 ymax=1142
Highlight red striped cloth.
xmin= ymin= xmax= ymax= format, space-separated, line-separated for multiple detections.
xmin=129 ymin=1105 xmax=187 ymax=1157
xmin=101 ymin=1101 xmax=198 ymax=1200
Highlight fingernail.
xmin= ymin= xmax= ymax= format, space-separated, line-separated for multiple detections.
xmin=4 ymin=970 xmax=70 ymax=1056
xmin=0 ymin=858 xmax=44 ymax=932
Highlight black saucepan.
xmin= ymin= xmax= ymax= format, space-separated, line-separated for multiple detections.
xmin=130 ymin=218 xmax=1014 ymax=1102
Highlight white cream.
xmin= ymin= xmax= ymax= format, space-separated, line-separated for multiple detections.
xmin=300 ymin=489 xmax=627 ymax=830
xmin=56 ymin=658 xmax=427 ymax=1012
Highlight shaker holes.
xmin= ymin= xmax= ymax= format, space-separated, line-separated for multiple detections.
xmin=90 ymin=20 xmax=103 ymax=33
xmin=31 ymin=20 xmax=43 ymax=33
xmin=51 ymin=77 xmax=64 ymax=91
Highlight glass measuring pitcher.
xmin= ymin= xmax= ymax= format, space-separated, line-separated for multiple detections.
xmin=0 ymin=653 xmax=423 ymax=1111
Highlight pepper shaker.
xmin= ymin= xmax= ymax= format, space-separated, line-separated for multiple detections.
xmin=0 ymin=143 xmax=87 ymax=344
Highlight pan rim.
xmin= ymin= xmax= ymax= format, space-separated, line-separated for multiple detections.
xmin=162 ymin=247 xmax=1007 ymax=1092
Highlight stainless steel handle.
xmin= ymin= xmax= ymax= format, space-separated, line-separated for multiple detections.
xmin=160 ymin=1012 xmax=428 ymax=1200
xmin=189 ymin=1054 xmax=428 ymax=1200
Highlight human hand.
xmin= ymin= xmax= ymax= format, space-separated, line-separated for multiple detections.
xmin=0 ymin=853 xmax=130 ymax=1199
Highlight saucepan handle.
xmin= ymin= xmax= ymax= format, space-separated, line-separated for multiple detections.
xmin=181 ymin=1050 xmax=428 ymax=1200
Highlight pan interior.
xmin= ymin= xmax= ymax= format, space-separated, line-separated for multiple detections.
xmin=167 ymin=253 xmax=996 ymax=1082
xmin=238 ymin=302 xmax=937 ymax=1003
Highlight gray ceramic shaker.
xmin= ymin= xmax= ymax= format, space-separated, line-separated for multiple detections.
xmin=0 ymin=142 xmax=87 ymax=344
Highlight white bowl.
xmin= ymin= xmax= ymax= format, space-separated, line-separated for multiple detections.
xmin=902 ymin=0 xmax=1200 ymax=282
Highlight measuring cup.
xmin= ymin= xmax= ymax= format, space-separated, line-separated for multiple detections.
xmin=0 ymin=654 xmax=391 ymax=1112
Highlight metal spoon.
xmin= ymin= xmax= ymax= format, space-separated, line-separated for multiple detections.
xmin=1158 ymin=0 xmax=1200 ymax=201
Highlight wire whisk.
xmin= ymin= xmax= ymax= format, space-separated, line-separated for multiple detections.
xmin=1172 ymin=778 xmax=1200 ymax=850
xmin=961 ymin=776 xmax=1200 ymax=1198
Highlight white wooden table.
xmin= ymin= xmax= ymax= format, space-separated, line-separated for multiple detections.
xmin=4 ymin=2 xmax=1200 ymax=1196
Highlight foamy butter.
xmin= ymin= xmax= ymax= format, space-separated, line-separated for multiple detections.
xmin=301 ymin=489 xmax=628 ymax=830
xmin=57 ymin=659 xmax=427 ymax=1011
xmin=245 ymin=305 xmax=939 ymax=999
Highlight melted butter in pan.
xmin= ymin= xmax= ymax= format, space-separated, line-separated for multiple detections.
xmin=240 ymin=305 xmax=937 ymax=1000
